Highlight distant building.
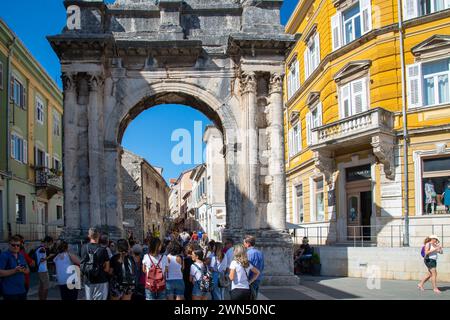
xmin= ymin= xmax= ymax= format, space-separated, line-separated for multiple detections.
xmin=168 ymin=168 xmax=194 ymax=223
xmin=0 ymin=19 xmax=64 ymax=241
xmin=121 ymin=150 xmax=169 ymax=241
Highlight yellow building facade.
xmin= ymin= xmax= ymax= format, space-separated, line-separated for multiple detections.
xmin=285 ymin=0 xmax=450 ymax=246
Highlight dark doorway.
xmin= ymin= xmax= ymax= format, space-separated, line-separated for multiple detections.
xmin=360 ymin=191 xmax=372 ymax=240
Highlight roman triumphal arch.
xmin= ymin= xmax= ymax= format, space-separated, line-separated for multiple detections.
xmin=49 ymin=0 xmax=296 ymax=284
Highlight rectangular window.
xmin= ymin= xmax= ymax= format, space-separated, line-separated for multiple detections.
xmin=56 ymin=205 xmax=63 ymax=220
xmin=306 ymin=102 xmax=323 ymax=146
xmin=16 ymin=195 xmax=26 ymax=224
xmin=36 ymin=97 xmax=45 ymax=125
xmin=422 ymin=156 xmax=450 ymax=215
xmin=53 ymin=111 xmax=61 ymax=136
xmin=295 ymin=184 xmax=304 ymax=224
xmin=314 ymin=178 xmax=325 ymax=222
xmin=407 ymin=58 xmax=450 ymax=108
xmin=289 ymin=122 xmax=302 ymax=157
xmin=11 ymin=77 xmax=26 ymax=109
xmin=287 ymin=59 xmax=300 ymax=99
xmin=404 ymin=0 xmax=450 ymax=19
xmin=11 ymin=134 xmax=27 ymax=164
xmin=304 ymin=33 xmax=321 ymax=79
xmin=155 ymin=181 xmax=160 ymax=190
xmin=331 ymin=0 xmax=372 ymax=51
xmin=53 ymin=157 xmax=61 ymax=171
xmin=156 ymin=202 xmax=161 ymax=213
xmin=339 ymin=78 xmax=369 ymax=118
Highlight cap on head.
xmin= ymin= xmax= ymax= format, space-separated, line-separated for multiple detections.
xmin=429 ymin=234 xmax=439 ymax=241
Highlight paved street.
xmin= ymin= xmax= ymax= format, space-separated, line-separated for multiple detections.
xmin=26 ymin=275 xmax=450 ymax=300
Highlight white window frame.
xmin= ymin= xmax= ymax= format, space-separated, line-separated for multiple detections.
xmin=331 ymin=0 xmax=372 ymax=51
xmin=339 ymin=77 xmax=369 ymax=118
xmin=306 ymin=102 xmax=323 ymax=146
xmin=407 ymin=58 xmax=450 ymax=109
xmin=404 ymin=0 xmax=450 ymax=20
xmin=305 ymin=33 xmax=321 ymax=79
xmin=310 ymin=176 xmax=325 ymax=223
xmin=293 ymin=183 xmax=304 ymax=224
xmin=10 ymin=133 xmax=27 ymax=164
xmin=289 ymin=122 xmax=302 ymax=157
xmin=53 ymin=155 xmax=62 ymax=172
xmin=12 ymin=77 xmax=26 ymax=109
xmin=287 ymin=58 xmax=300 ymax=99
xmin=36 ymin=96 xmax=45 ymax=125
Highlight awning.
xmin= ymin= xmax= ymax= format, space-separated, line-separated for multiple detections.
xmin=286 ymin=221 xmax=303 ymax=229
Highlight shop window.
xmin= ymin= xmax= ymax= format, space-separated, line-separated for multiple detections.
xmin=422 ymin=156 xmax=450 ymax=214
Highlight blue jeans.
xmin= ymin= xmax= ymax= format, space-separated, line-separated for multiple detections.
xmin=252 ymin=280 xmax=261 ymax=299
xmin=145 ymin=288 xmax=167 ymax=300
xmin=192 ymin=280 xmax=208 ymax=297
xmin=166 ymin=279 xmax=185 ymax=298
xmin=211 ymin=272 xmax=224 ymax=300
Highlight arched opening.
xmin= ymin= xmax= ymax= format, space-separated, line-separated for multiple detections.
xmin=117 ymin=92 xmax=230 ymax=243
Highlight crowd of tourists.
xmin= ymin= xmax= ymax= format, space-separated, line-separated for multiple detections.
xmin=0 ymin=228 xmax=265 ymax=301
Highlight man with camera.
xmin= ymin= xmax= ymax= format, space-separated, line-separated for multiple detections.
xmin=0 ymin=235 xmax=30 ymax=300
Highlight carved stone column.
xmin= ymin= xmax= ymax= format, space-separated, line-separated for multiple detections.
xmin=268 ymin=73 xmax=286 ymax=230
xmin=240 ymin=71 xmax=258 ymax=229
xmin=61 ymin=72 xmax=80 ymax=239
xmin=87 ymin=74 xmax=104 ymax=228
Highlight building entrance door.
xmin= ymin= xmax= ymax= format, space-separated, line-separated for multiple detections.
xmin=345 ymin=165 xmax=372 ymax=242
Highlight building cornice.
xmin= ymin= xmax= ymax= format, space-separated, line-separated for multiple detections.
xmin=285 ymin=0 xmax=315 ymax=34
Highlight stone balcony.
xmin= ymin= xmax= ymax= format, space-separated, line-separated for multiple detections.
xmin=35 ymin=167 xmax=63 ymax=199
xmin=310 ymin=107 xmax=396 ymax=183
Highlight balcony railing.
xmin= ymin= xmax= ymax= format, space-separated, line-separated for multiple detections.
xmin=311 ymin=107 xmax=394 ymax=149
xmin=35 ymin=167 xmax=63 ymax=190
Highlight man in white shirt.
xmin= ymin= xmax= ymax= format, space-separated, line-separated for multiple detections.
xmin=36 ymin=236 xmax=55 ymax=301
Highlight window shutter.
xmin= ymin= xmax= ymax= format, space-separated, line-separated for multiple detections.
xmin=314 ymin=33 xmax=321 ymax=69
xmin=352 ymin=79 xmax=364 ymax=114
xmin=296 ymin=123 xmax=302 ymax=153
xmin=288 ymin=128 xmax=293 ymax=157
xmin=11 ymin=135 xmax=16 ymax=159
xmin=360 ymin=0 xmax=372 ymax=34
xmin=35 ymin=147 xmax=39 ymax=167
xmin=317 ymin=102 xmax=323 ymax=126
xmin=295 ymin=60 xmax=300 ymax=91
xmin=306 ymin=112 xmax=312 ymax=146
xmin=21 ymin=84 xmax=27 ymax=109
xmin=331 ymin=12 xmax=342 ymax=51
xmin=340 ymin=84 xmax=351 ymax=118
xmin=403 ymin=0 xmax=419 ymax=20
xmin=23 ymin=140 xmax=28 ymax=164
xmin=406 ymin=63 xmax=422 ymax=108
xmin=304 ymin=49 xmax=310 ymax=79
xmin=287 ymin=69 xmax=293 ymax=98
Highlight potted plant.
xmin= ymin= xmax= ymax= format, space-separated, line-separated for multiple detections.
xmin=311 ymin=253 xmax=321 ymax=276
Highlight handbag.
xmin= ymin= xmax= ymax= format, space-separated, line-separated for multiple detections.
xmin=243 ymin=265 xmax=257 ymax=300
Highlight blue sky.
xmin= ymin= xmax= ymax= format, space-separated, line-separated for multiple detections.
xmin=0 ymin=0 xmax=298 ymax=183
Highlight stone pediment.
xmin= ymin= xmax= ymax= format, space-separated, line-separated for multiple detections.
xmin=306 ymin=92 xmax=320 ymax=107
xmin=411 ymin=35 xmax=450 ymax=57
xmin=289 ymin=111 xmax=300 ymax=125
xmin=334 ymin=60 xmax=371 ymax=83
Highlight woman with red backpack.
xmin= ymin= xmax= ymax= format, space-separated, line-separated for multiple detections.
xmin=143 ymin=238 xmax=167 ymax=300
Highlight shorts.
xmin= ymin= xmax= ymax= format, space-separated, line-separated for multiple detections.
xmin=192 ymin=280 xmax=208 ymax=297
xmin=110 ymin=281 xmax=135 ymax=298
xmin=166 ymin=279 xmax=185 ymax=297
xmin=38 ymin=272 xmax=50 ymax=290
xmin=145 ymin=288 xmax=167 ymax=300
xmin=424 ymin=258 xmax=437 ymax=269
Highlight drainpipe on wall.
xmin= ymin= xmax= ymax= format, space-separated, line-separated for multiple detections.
xmin=397 ymin=0 xmax=410 ymax=247
xmin=6 ymin=36 xmax=17 ymax=239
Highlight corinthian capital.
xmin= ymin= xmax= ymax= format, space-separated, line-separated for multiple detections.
xmin=269 ymin=73 xmax=283 ymax=94
xmin=61 ymin=73 xmax=76 ymax=92
xmin=88 ymin=74 xmax=104 ymax=92
xmin=240 ymin=71 xmax=257 ymax=94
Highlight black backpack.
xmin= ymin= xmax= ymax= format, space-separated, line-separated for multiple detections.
xmin=80 ymin=246 xmax=102 ymax=283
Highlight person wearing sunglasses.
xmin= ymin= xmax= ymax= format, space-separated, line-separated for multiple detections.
xmin=0 ymin=235 xmax=30 ymax=300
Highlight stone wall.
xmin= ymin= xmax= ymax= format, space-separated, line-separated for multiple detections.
xmin=318 ymin=246 xmax=450 ymax=282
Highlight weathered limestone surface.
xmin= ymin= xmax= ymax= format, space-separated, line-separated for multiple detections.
xmin=49 ymin=0 xmax=296 ymax=285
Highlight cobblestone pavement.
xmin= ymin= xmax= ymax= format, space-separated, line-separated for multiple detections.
xmin=27 ymin=275 xmax=450 ymax=300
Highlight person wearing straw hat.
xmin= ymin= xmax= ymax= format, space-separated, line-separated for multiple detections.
xmin=418 ymin=235 xmax=443 ymax=294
